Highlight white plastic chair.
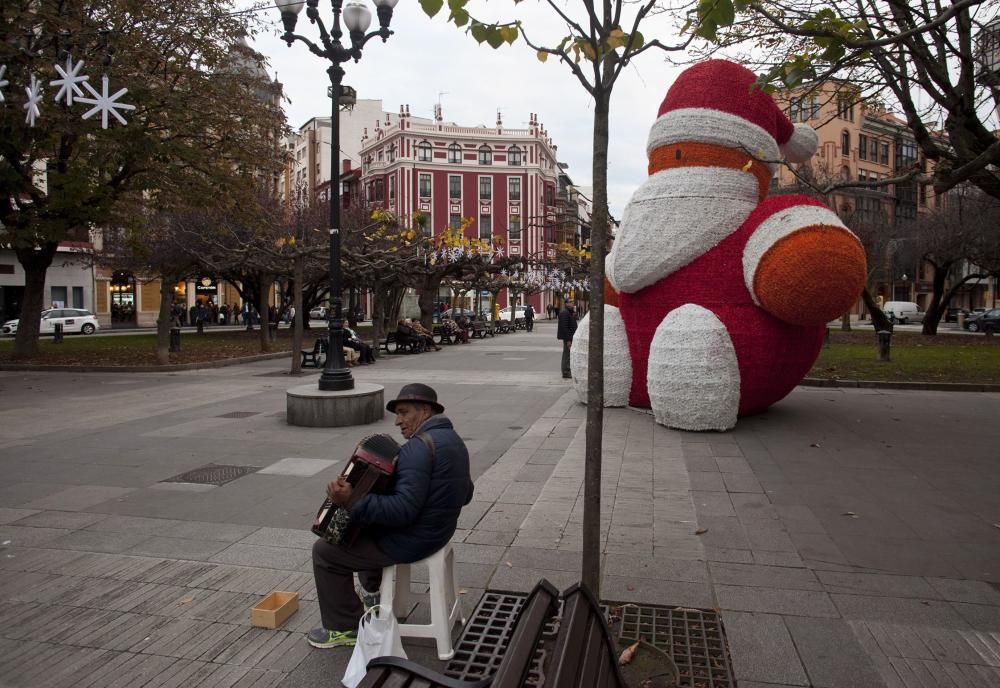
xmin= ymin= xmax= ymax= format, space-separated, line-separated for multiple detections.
xmin=379 ymin=543 xmax=465 ymax=660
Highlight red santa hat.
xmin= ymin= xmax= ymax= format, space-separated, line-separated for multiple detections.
xmin=646 ymin=60 xmax=818 ymax=169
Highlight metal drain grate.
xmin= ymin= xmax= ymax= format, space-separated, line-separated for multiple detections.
xmin=162 ymin=464 xmax=260 ymax=486
xmin=616 ymin=603 xmax=735 ymax=688
xmin=446 ymin=591 xmax=734 ymax=688
xmin=216 ymin=411 xmax=260 ymax=419
xmin=444 ymin=591 xmax=556 ymax=686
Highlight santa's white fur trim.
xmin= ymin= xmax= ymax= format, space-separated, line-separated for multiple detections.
xmin=780 ymin=124 xmax=818 ymax=163
xmin=742 ymin=205 xmax=849 ymax=304
xmin=570 ymin=307 xmax=632 ymax=407
xmin=607 ymin=167 xmax=759 ymax=294
xmin=647 ymin=304 xmax=740 ymax=431
xmin=647 ymin=108 xmax=783 ymax=172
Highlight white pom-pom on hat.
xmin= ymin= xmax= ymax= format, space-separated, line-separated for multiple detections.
xmin=781 ymin=123 xmax=818 ymax=163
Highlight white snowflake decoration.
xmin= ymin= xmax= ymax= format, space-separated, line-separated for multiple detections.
xmin=0 ymin=65 xmax=8 ymax=103
xmin=50 ymin=56 xmax=89 ymax=106
xmin=23 ymin=75 xmax=43 ymax=127
xmin=77 ymin=75 xmax=135 ymax=129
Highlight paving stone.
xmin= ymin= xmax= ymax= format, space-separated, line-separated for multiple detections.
xmin=723 ymin=472 xmax=764 ymax=494
xmin=462 ymin=530 xmax=515 ymax=547
xmin=688 ymin=471 xmax=725 ymax=492
xmin=926 ymin=578 xmax=1000 ymax=605
xmin=601 ymin=576 xmax=715 ymax=608
xmin=237 ymin=528 xmax=315 ymax=549
xmin=716 ymin=585 xmax=840 ymax=617
xmin=951 ymin=602 xmax=1000 ymax=631
xmin=497 ymin=481 xmax=544 ymax=505
xmin=209 ymin=544 xmax=311 ymax=570
xmin=8 ymin=510 xmax=106 ymax=530
xmin=744 ymin=521 xmax=797 ymax=552
xmin=85 ymin=514 xmax=185 ymax=535
xmin=487 ymin=564 xmax=579 ymax=593
xmin=709 ymin=562 xmax=822 ymax=590
xmin=21 ymin=485 xmax=136 ymax=511
xmin=691 ymin=491 xmax=736 ymax=517
xmin=0 ymin=525 xmax=72 ymax=547
xmin=451 ymin=542 xmax=506 ymax=565
xmin=604 ymin=555 xmax=708 ymax=583
xmin=257 ymin=458 xmax=336 ymax=477
xmin=783 ymin=616 xmax=886 ymax=687
xmin=831 ymin=593 xmax=972 ymax=628
xmin=526 ymin=449 xmax=564 ymax=465
xmin=704 ymin=547 xmax=754 ymax=563
xmin=474 ymin=503 xmax=530 ymax=532
xmin=723 ymin=611 xmax=809 ymax=686
xmin=159 ymin=521 xmax=260 ymax=543
xmin=124 ymin=537 xmax=231 ymax=561
xmin=45 ymin=530 xmax=150 ymax=553
xmin=817 ymin=570 xmax=939 ymax=599
xmin=513 ymin=463 xmax=554 ymax=483
xmin=752 ymin=550 xmax=805 ymax=568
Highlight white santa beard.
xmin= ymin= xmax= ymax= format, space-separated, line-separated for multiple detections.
xmin=607 ymin=167 xmax=759 ymax=294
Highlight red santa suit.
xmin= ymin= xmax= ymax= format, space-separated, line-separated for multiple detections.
xmin=572 ymin=60 xmax=867 ymax=431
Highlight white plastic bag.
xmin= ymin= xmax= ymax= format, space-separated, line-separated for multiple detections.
xmin=341 ymin=605 xmax=407 ymax=688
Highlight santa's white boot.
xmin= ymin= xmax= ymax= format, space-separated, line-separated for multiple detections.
xmin=569 ymin=306 xmax=632 ymax=407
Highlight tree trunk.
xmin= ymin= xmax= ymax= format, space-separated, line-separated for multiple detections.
xmin=418 ymin=277 xmax=439 ymax=330
xmin=292 ymin=256 xmax=304 ymax=374
xmin=840 ymin=312 xmax=851 ymax=331
xmin=583 ymin=84 xmax=611 ymax=596
xmin=862 ymin=288 xmax=893 ymax=332
xmin=259 ymin=278 xmax=271 ymax=353
xmin=156 ymin=277 xmax=174 ymax=365
xmin=921 ymin=264 xmax=951 ymax=335
xmin=12 ymin=242 xmax=59 ymax=358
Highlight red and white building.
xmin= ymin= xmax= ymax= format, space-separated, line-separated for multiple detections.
xmin=357 ymin=106 xmax=568 ymax=310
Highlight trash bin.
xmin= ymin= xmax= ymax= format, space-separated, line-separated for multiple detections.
xmin=877 ymin=329 xmax=891 ymax=361
xmin=169 ymin=327 xmax=181 ymax=352
xmin=54 ymin=322 xmax=64 ymax=343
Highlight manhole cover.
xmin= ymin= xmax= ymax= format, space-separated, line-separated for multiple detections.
xmin=162 ymin=464 xmax=260 ymax=486
xmin=444 ymin=591 xmax=555 ymax=686
xmin=616 ymin=603 xmax=735 ymax=687
xmin=446 ymin=591 xmax=734 ymax=688
xmin=216 ymin=411 xmax=260 ymax=419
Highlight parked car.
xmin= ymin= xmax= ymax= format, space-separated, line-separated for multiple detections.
xmin=965 ymin=308 xmax=1000 ymax=333
xmin=442 ymin=308 xmax=479 ymax=320
xmin=309 ymin=306 xmax=328 ymax=320
xmin=498 ymin=306 xmax=528 ymax=321
xmin=882 ymin=301 xmax=925 ymax=325
xmin=2 ymin=308 xmax=100 ymax=336
xmin=944 ymin=307 xmax=970 ymax=323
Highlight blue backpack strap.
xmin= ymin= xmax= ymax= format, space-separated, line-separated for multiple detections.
xmin=415 ymin=432 xmax=436 ymax=465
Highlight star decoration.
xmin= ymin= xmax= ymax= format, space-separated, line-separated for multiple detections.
xmin=77 ymin=75 xmax=135 ymax=129
xmin=0 ymin=65 xmax=8 ymax=103
xmin=50 ymin=56 xmax=89 ymax=106
xmin=23 ymin=75 xmax=42 ymax=127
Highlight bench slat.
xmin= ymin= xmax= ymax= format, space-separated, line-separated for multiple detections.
xmin=492 ymin=579 xmax=559 ymax=688
xmin=543 ymin=584 xmax=627 ymax=688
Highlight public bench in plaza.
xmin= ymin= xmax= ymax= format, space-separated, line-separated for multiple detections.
xmin=358 ymin=579 xmax=627 ymax=688
xmin=379 ymin=330 xmax=422 ymax=354
xmin=300 ymin=337 xmax=326 ymax=368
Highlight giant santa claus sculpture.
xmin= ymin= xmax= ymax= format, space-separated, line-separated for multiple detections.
xmin=571 ymin=60 xmax=867 ymax=431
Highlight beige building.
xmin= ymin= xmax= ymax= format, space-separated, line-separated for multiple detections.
xmin=774 ymin=82 xmax=996 ymax=315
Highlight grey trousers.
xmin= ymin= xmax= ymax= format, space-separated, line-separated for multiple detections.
xmin=562 ymin=340 xmax=572 ymax=376
xmin=312 ymin=536 xmax=396 ymax=632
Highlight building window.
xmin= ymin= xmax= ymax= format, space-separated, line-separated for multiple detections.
xmin=72 ymin=286 xmax=84 ymax=309
xmin=479 ymin=176 xmax=491 ymax=200
xmin=450 ymin=213 xmax=462 ymax=229
xmin=870 ymin=138 xmax=878 ymax=161
xmin=859 ymin=168 xmax=867 ymax=182
xmin=508 ymin=217 xmax=521 ymax=240
xmin=417 ymin=141 xmax=432 ymax=162
xmin=389 ymin=176 xmax=396 ymax=201
xmin=508 ymin=177 xmax=521 ymax=201
xmin=544 ymin=184 xmax=554 ymax=206
xmin=919 ymin=183 xmax=928 ymax=206
xmin=448 ymin=143 xmax=462 ymax=164
xmin=880 ymin=142 xmax=890 ymax=165
xmin=841 ymin=131 xmax=850 ymax=157
xmin=375 ymin=179 xmax=384 ymax=202
xmin=388 ymin=143 xmax=396 ymax=162
xmin=858 ymin=134 xmax=868 ymax=160
xmin=479 ymin=214 xmax=492 ymax=239
xmin=419 ymin=173 xmax=432 ymax=198
xmin=449 ymin=174 xmax=461 ymax=199
xmin=50 ymin=286 xmax=67 ymax=308
xmin=508 ymin=146 xmax=522 ymax=165
xmin=478 ymin=145 xmax=492 ymax=165
xmin=837 ymin=97 xmax=855 ymax=121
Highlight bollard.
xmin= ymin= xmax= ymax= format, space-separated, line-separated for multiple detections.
xmin=196 ymin=320 xmax=204 ymax=334
xmin=53 ymin=322 xmax=64 ymax=343
xmin=958 ymin=313 xmax=965 ymax=330
xmin=877 ymin=329 xmax=891 ymax=361
xmin=823 ymin=326 xmax=831 ymax=348
xmin=169 ymin=327 xmax=181 ymax=352
xmin=268 ymin=323 xmax=278 ymax=342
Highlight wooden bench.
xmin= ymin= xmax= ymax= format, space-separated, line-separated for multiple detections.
xmin=543 ymin=583 xmax=628 ymax=688
xmin=300 ymin=338 xmax=327 ymax=368
xmin=358 ymin=579 xmax=559 ymax=688
xmin=380 ymin=330 xmax=422 ymax=354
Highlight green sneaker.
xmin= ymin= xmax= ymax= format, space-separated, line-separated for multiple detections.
xmin=306 ymin=627 xmax=357 ymax=648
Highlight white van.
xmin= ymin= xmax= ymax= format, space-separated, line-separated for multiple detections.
xmin=882 ymin=301 xmax=925 ymax=324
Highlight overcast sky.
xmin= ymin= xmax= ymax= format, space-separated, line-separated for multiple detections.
xmin=249 ymin=1 xmax=692 ymax=216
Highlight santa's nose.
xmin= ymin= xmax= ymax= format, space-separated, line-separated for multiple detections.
xmin=752 ymin=225 xmax=867 ymax=326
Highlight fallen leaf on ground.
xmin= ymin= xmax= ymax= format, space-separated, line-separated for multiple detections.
xmin=842 ymin=512 xmax=858 ymax=518
xmin=458 ymin=589 xmax=468 ymax=595
xmin=619 ymin=640 xmax=640 ymax=666
xmin=993 ymin=523 xmax=1000 ymax=529
xmin=695 ymin=528 xmax=708 ymax=535
xmin=505 ymin=561 xmax=512 ymax=568
xmin=809 ymin=443 xmax=821 ymax=448
xmin=178 ymin=596 xmax=194 ymax=604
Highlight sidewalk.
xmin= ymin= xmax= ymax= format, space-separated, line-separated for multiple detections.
xmin=2 ymin=328 xmax=999 ymax=687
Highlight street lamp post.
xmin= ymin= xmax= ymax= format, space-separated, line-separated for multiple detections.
xmin=275 ymin=0 xmax=398 ymax=391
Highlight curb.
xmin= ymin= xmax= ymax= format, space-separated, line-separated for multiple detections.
xmin=0 ymin=351 xmax=292 ymax=374
xmin=800 ymin=377 xmax=1000 ymax=393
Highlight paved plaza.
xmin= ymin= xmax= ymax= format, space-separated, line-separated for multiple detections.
xmin=1 ymin=321 xmax=999 ymax=687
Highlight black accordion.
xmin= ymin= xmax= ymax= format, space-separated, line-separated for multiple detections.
xmin=312 ymin=433 xmax=400 ymax=546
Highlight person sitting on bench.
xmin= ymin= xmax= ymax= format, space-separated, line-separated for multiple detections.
xmin=408 ymin=319 xmax=441 ymax=351
xmin=342 ymin=319 xmax=375 ymax=364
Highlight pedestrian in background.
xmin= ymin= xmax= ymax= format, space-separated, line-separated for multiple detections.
xmin=557 ymin=301 xmax=577 ymax=379
xmin=524 ymin=304 xmax=535 ymax=332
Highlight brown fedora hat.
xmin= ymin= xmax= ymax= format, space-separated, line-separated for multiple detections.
xmin=386 ymin=383 xmax=445 ymax=414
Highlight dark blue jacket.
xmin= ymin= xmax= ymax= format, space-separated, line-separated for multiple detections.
xmin=557 ymin=307 xmax=577 ymax=340
xmin=351 ymin=415 xmax=474 ymax=562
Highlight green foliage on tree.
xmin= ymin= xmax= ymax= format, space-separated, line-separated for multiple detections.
xmin=0 ymin=0 xmax=285 ymax=355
